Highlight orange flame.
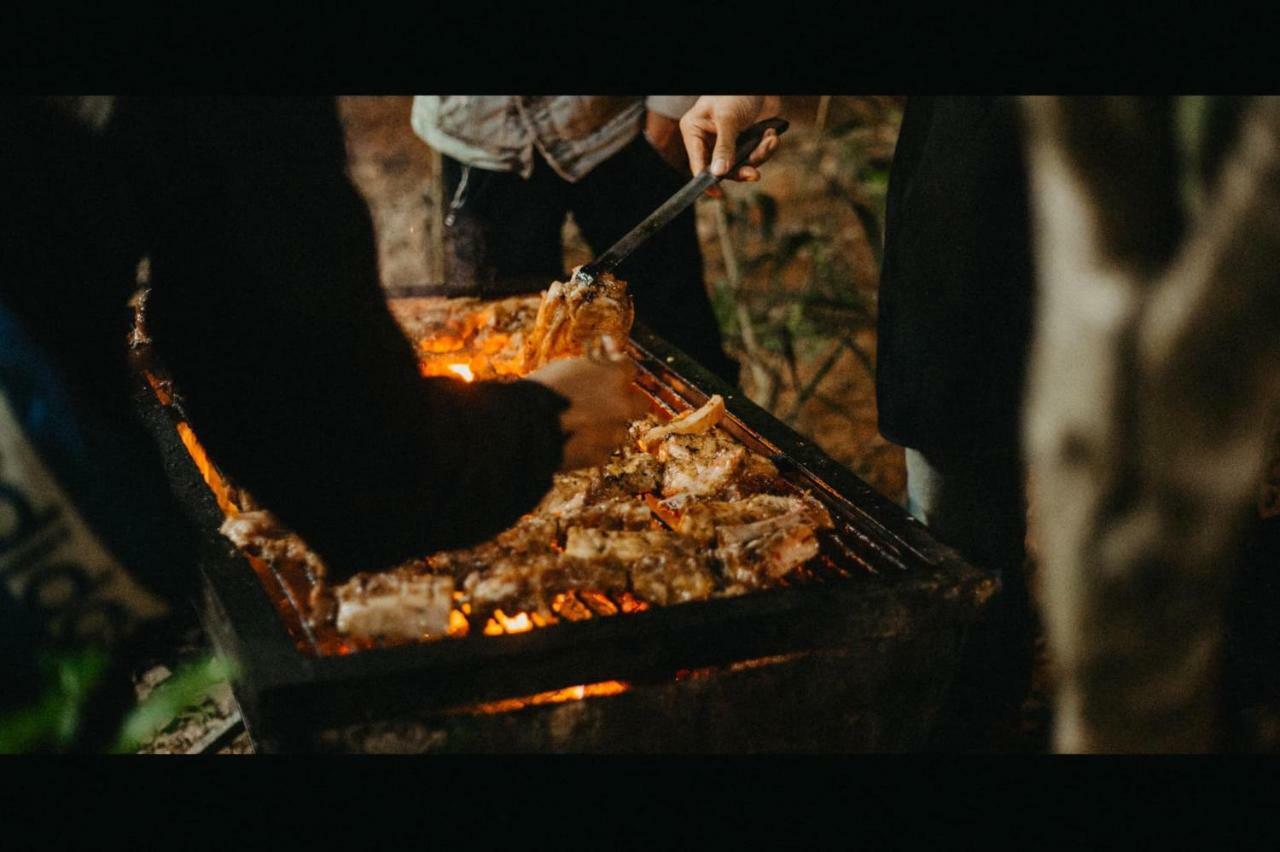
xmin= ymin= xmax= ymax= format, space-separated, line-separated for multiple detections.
xmin=447 ymin=363 xmax=475 ymax=382
xmin=459 ymin=680 xmax=630 ymax=715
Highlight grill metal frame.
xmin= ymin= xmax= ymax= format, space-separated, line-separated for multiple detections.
xmin=135 ymin=317 xmax=995 ymax=751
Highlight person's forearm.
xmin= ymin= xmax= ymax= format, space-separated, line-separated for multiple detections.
xmin=119 ymin=97 xmax=567 ymax=580
xmin=644 ymin=96 xmax=698 ymax=121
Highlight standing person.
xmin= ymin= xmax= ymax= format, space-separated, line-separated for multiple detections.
xmin=682 ymin=96 xmax=1038 ymax=746
xmin=0 ymin=96 xmax=643 ymax=751
xmin=411 ymin=96 xmax=741 ymax=382
xmin=1020 ymin=96 xmax=1280 ymax=752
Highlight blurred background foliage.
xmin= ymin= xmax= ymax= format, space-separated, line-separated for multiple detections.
xmin=696 ymin=96 xmax=905 ymax=498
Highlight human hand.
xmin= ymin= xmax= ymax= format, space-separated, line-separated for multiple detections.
xmin=679 ymin=95 xmax=782 ymax=196
xmin=525 ymin=357 xmax=650 ymax=470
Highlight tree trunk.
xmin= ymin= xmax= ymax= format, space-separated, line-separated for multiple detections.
xmin=1021 ymin=97 xmax=1280 ymax=752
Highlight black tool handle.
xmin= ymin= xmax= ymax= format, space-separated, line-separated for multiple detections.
xmin=724 ymin=116 xmax=789 ymax=178
xmin=578 ymin=117 xmax=790 ymax=283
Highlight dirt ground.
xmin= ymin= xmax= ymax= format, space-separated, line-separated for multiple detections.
xmin=133 ymin=95 xmax=1048 ymax=754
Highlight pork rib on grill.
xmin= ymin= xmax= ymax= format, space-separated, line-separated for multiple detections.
xmin=334 ymin=568 xmax=455 ymax=641
xmin=216 ymin=297 xmax=838 ymax=642
xmin=562 ymin=528 xmax=716 ymax=606
xmin=676 ymin=493 xmax=832 ymax=546
xmin=521 ymin=270 xmax=634 ymax=369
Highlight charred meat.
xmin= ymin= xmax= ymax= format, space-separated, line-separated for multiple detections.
xmin=716 ymin=523 xmax=821 ymax=589
xmin=677 ymin=493 xmax=832 ymax=546
xmin=657 ymin=431 xmax=747 ymax=498
xmin=334 ymin=569 xmax=455 ymax=641
xmin=562 ymin=528 xmax=715 ymax=606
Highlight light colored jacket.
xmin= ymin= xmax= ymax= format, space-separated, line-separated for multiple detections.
xmin=411 ymin=96 xmax=697 ymax=182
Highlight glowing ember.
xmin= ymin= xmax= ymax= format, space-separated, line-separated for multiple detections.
xmin=457 ymin=680 xmax=630 ymax=715
xmin=484 ymin=609 xmax=535 ymax=635
xmin=447 ymin=363 xmax=475 ymax=382
xmin=174 ymin=421 xmax=239 ymax=518
xmin=447 ymin=609 xmax=470 ymax=637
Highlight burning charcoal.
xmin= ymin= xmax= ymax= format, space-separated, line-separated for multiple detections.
xmin=334 ymin=571 xmax=455 ymax=641
xmin=403 ymin=294 xmax=543 ymax=381
xmin=576 ymin=590 xmax=620 ymax=616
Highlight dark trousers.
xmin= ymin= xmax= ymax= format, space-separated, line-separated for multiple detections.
xmin=906 ymin=447 xmax=1036 ymax=748
xmin=441 ymin=135 xmax=739 ymax=383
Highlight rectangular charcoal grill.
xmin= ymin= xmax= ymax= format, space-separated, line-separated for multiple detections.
xmin=134 ymin=305 xmax=996 ymax=753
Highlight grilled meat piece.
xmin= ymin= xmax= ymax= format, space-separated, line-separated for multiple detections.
xmin=535 ymin=469 xmax=601 ymax=515
xmin=722 ymin=451 xmax=784 ymax=499
xmin=554 ymin=497 xmax=654 ymax=533
xmin=676 ymin=493 xmax=832 ymax=546
xmin=715 ymin=514 xmax=822 ymax=588
xmin=220 ymin=510 xmax=327 ymax=581
xmin=563 ymin=527 xmax=672 ymax=562
xmin=495 ymin=514 xmax=560 ymax=549
xmin=716 ymin=508 xmax=823 ymax=548
xmin=537 ymin=451 xmax=661 ymax=515
xmin=551 ymin=552 xmax=631 ymax=596
xmin=562 ymin=528 xmax=715 ymax=606
xmin=334 ymin=569 xmax=455 ymax=641
xmin=591 ymin=448 xmax=663 ymax=500
xmin=461 ymin=552 xmax=565 ymax=618
xmin=637 ymin=394 xmax=726 ymax=451
xmin=628 ymin=414 xmax=662 ymax=444
xmin=657 ymin=431 xmax=746 ymax=498
xmin=462 ymin=546 xmax=638 ymax=619
xmin=630 ymin=546 xmax=716 ymax=606
xmin=522 ymin=270 xmax=634 ymax=369
xmin=426 ymin=513 xmax=557 ymax=584
xmin=426 ymin=539 xmax=512 ymax=584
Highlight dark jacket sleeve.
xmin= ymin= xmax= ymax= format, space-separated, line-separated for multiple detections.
xmin=875 ymin=96 xmax=1035 ymax=459
xmin=112 ymin=97 xmax=567 ymax=581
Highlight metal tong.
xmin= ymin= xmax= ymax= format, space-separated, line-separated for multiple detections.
xmin=573 ymin=117 xmax=790 ymax=288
